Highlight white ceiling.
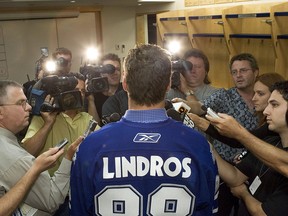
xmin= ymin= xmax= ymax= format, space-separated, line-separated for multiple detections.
xmin=0 ymin=0 xmax=175 ymax=8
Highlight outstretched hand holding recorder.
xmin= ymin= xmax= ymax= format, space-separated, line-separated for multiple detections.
xmin=201 ymin=105 xmax=220 ymax=118
xmin=55 ymin=138 xmax=69 ymax=150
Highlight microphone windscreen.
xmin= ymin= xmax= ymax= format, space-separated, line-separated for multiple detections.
xmin=167 ymin=109 xmax=182 ymax=122
xmin=110 ymin=113 xmax=121 ymax=122
xmin=165 ymin=99 xmax=173 ymax=110
xmin=201 ymin=105 xmax=207 ymax=112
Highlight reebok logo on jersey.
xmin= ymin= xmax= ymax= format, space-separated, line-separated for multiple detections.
xmin=133 ymin=133 xmax=161 ymax=143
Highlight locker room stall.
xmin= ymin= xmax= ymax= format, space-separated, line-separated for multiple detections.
xmin=186 ymin=6 xmax=231 ymax=88
xmin=156 ymin=1 xmax=288 ymax=89
xmin=222 ymin=3 xmax=278 ymax=76
xmin=271 ymin=2 xmax=288 ymax=78
xmin=156 ymin=10 xmax=192 ymax=60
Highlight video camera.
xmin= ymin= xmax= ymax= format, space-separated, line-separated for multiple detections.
xmin=80 ymin=64 xmax=115 ymax=93
xmin=171 ymin=60 xmax=193 ymax=89
xmin=29 ymin=76 xmax=83 ymax=115
xmin=55 ymin=57 xmax=70 ymax=68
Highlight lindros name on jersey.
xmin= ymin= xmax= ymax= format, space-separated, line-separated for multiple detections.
xmin=103 ymin=156 xmax=192 ymax=179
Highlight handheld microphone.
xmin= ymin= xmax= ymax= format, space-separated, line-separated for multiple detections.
xmin=167 ymin=109 xmax=182 ymax=122
xmin=201 ymin=105 xmax=220 ymax=118
xmin=181 ymin=112 xmax=195 ymax=128
xmin=167 ymin=108 xmax=194 ymax=129
xmin=172 ymin=101 xmax=191 ymax=113
xmin=102 ymin=113 xmax=121 ymax=125
xmin=83 ymin=119 xmax=97 ymax=138
xmin=172 ymin=101 xmax=195 ymax=128
xmin=164 ymin=99 xmax=173 ymax=110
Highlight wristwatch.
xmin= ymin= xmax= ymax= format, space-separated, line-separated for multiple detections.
xmin=185 ymin=90 xmax=194 ymax=96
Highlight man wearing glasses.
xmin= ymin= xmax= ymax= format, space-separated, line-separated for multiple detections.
xmin=173 ymin=53 xmax=259 ymax=215
xmin=0 ymin=80 xmax=82 ymax=215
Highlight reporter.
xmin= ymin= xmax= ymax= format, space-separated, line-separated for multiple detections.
xmin=207 ymin=110 xmax=288 ymax=178
xmin=0 ymin=147 xmax=63 ymax=216
xmin=187 ymin=72 xmax=284 ymax=149
xmin=209 ymin=81 xmax=288 ymax=215
xmin=0 ymin=80 xmax=83 ymax=215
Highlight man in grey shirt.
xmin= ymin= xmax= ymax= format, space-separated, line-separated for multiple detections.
xmin=166 ymin=48 xmax=218 ymax=102
xmin=0 ymin=80 xmax=82 ymax=215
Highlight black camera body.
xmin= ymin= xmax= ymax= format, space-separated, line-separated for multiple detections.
xmin=171 ymin=60 xmax=193 ymax=89
xmin=80 ymin=64 xmax=115 ymax=93
xmin=30 ymin=76 xmax=83 ymax=115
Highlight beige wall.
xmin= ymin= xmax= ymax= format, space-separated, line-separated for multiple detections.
xmin=0 ymin=13 xmax=97 ymax=83
xmin=0 ymin=0 xmax=287 ymax=84
xmin=101 ymin=6 xmax=136 ymax=67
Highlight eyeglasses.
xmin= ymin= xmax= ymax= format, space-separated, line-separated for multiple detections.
xmin=231 ymin=68 xmax=253 ymax=76
xmin=192 ymin=64 xmax=203 ymax=69
xmin=0 ymin=99 xmax=29 ymax=110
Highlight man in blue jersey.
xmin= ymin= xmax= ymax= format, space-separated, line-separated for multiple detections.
xmin=70 ymin=44 xmax=219 ymax=215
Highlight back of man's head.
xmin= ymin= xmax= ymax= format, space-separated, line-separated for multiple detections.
xmin=124 ymin=44 xmax=171 ymax=106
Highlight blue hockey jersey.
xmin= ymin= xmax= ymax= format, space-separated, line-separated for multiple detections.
xmin=70 ymin=115 xmax=219 ymax=216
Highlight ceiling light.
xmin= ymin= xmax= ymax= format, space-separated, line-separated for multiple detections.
xmin=138 ymin=0 xmax=175 ymax=2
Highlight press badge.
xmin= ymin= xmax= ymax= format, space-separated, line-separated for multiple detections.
xmin=249 ymin=175 xmax=261 ymax=195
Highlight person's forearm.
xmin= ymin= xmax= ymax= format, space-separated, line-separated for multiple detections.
xmin=187 ymin=113 xmax=210 ymax=132
xmin=212 ymin=145 xmax=247 ymax=186
xmin=206 ymin=124 xmax=244 ymax=148
xmin=239 ymin=189 xmax=266 ymax=216
xmin=237 ymin=129 xmax=288 ymax=178
xmin=0 ymin=166 xmax=40 ymax=216
xmin=87 ymin=101 xmax=100 ymax=123
xmin=23 ymin=123 xmax=52 ymax=156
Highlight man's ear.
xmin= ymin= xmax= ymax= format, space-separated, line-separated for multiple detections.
xmin=254 ymin=69 xmax=260 ymax=78
xmin=0 ymin=107 xmax=4 ymax=120
xmin=286 ymin=109 xmax=288 ymax=126
xmin=167 ymin=79 xmax=171 ymax=92
xmin=122 ymin=77 xmax=128 ymax=92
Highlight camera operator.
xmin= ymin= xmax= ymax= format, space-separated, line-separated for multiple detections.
xmin=86 ymin=53 xmax=122 ymax=124
xmin=51 ymin=47 xmax=73 ymax=76
xmin=166 ymin=48 xmax=218 ymax=102
xmin=32 ymin=47 xmax=73 ymax=91
xmin=22 ymin=72 xmax=94 ymax=172
xmin=22 ymin=72 xmax=95 ymax=215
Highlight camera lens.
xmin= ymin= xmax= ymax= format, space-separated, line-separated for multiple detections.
xmin=62 ymin=93 xmax=78 ymax=109
xmin=88 ymin=77 xmax=109 ymax=92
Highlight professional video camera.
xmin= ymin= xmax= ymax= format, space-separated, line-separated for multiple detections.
xmin=41 ymin=57 xmax=71 ymax=75
xmin=55 ymin=57 xmax=70 ymax=68
xmin=29 ymin=76 xmax=83 ymax=115
xmin=171 ymin=60 xmax=193 ymax=89
xmin=79 ymin=64 xmax=115 ymax=93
